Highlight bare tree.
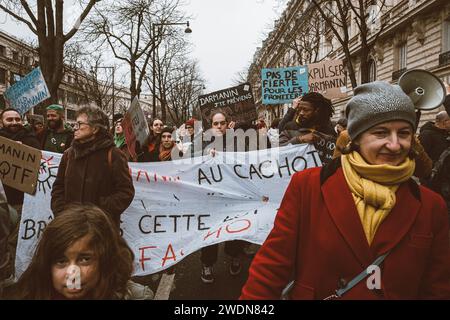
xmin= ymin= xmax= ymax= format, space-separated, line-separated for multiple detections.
xmin=232 ymin=67 xmax=249 ymax=86
xmin=0 ymin=0 xmax=100 ymax=103
xmin=64 ymin=42 xmax=127 ymax=118
xmin=281 ymin=7 xmax=325 ymax=65
xmin=84 ymin=0 xmax=188 ymax=102
xmin=311 ymin=0 xmax=387 ymax=88
xmin=165 ymin=60 xmax=204 ymax=125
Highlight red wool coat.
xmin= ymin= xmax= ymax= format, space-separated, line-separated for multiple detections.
xmin=241 ymin=159 xmax=450 ymax=300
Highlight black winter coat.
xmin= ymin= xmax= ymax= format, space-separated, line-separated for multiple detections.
xmin=418 ymin=121 xmax=450 ymax=164
xmin=51 ymin=132 xmax=135 ymax=227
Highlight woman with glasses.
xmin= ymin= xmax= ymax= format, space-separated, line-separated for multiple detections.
xmin=137 ymin=118 xmax=164 ymax=162
xmin=51 ymin=106 xmax=135 ymax=228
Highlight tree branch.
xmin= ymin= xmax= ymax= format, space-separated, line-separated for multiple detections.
xmin=0 ymin=4 xmax=37 ymax=34
xmin=64 ymin=0 xmax=99 ymax=42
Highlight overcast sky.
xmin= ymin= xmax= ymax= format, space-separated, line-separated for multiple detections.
xmin=0 ymin=0 xmax=285 ymax=92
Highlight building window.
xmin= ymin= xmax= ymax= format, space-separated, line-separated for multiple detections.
xmin=66 ymin=109 xmax=76 ymax=121
xmin=67 ymin=92 xmax=78 ymax=104
xmin=9 ymin=72 xmax=21 ymax=85
xmin=23 ymin=56 xmax=30 ymax=66
xmin=368 ymin=59 xmax=377 ymax=82
xmin=398 ymin=42 xmax=407 ymax=70
xmin=12 ymin=51 xmax=19 ymax=62
xmin=0 ymin=45 xmax=5 ymax=57
xmin=444 ymin=20 xmax=450 ymax=52
xmin=0 ymin=68 xmax=5 ymax=84
xmin=58 ymin=89 xmax=65 ymax=104
xmin=0 ymin=95 xmax=5 ymax=109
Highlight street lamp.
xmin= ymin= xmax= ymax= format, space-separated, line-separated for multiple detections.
xmin=90 ymin=65 xmax=115 ymax=124
xmin=152 ymin=21 xmax=192 ymax=119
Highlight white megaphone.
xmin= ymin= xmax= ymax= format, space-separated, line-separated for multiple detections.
xmin=398 ymin=69 xmax=446 ymax=111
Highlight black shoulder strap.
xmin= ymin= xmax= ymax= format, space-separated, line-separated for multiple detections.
xmin=431 ymin=146 xmax=450 ymax=179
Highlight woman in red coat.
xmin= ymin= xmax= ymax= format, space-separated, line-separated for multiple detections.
xmin=241 ymin=81 xmax=450 ymax=300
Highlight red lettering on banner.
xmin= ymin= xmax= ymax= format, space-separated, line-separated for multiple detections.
xmin=226 ymin=219 xmax=251 ymax=233
xmin=139 ymin=246 xmax=157 ymax=271
xmin=203 ymin=227 xmax=222 ymax=240
xmin=136 ymin=170 xmax=151 ymax=182
xmin=161 ymin=244 xmax=176 ymax=267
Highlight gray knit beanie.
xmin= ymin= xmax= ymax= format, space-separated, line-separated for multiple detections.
xmin=346 ymin=81 xmax=416 ymax=140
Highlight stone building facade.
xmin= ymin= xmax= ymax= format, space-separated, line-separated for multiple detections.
xmin=248 ymin=0 xmax=450 ymax=128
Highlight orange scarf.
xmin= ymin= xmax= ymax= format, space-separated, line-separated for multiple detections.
xmin=159 ymin=142 xmax=174 ymax=161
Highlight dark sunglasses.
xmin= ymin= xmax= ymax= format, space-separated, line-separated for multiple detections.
xmin=212 ymin=121 xmax=227 ymax=126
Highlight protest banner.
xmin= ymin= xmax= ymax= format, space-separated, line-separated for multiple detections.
xmin=4 ymin=67 xmax=51 ymax=115
xmin=122 ymin=97 xmax=150 ymax=160
xmin=18 ymin=144 xmax=322 ymax=278
xmin=198 ymin=83 xmax=257 ymax=128
xmin=261 ymin=66 xmax=308 ymax=105
xmin=308 ymin=60 xmax=347 ymax=99
xmin=0 ymin=136 xmax=41 ymax=195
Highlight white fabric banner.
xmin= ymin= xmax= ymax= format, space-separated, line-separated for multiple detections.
xmin=17 ymin=144 xmax=321 ymax=278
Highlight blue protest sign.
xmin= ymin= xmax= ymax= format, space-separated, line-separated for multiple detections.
xmin=4 ymin=67 xmax=51 ymax=115
xmin=261 ymin=66 xmax=308 ymax=105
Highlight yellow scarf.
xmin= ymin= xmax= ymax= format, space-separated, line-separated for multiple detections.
xmin=341 ymin=152 xmax=415 ymax=245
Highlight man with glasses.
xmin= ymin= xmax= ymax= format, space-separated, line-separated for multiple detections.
xmin=51 ymin=106 xmax=134 ymax=229
xmin=200 ymin=110 xmax=244 ymax=284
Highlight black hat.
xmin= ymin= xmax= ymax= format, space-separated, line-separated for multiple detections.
xmin=161 ymin=127 xmax=174 ymax=135
xmin=113 ymin=113 xmax=124 ymax=123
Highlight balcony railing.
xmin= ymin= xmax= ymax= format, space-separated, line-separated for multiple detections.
xmin=439 ymin=51 xmax=450 ymax=67
xmin=392 ymin=68 xmax=407 ymax=81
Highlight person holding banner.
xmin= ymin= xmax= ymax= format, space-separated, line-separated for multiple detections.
xmin=137 ymin=118 xmax=164 ymax=162
xmin=200 ymin=110 xmax=245 ymax=284
xmin=241 ymin=81 xmax=450 ymax=300
xmin=51 ymin=106 xmax=134 ymax=228
xmin=4 ymin=204 xmax=153 ymax=300
xmin=0 ymin=108 xmax=41 ymax=214
xmin=42 ymin=104 xmax=74 ymax=154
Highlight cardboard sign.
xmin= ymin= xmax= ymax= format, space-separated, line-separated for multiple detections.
xmin=122 ymin=97 xmax=150 ymax=160
xmin=4 ymin=67 xmax=51 ymax=115
xmin=0 ymin=136 xmax=41 ymax=195
xmin=308 ymin=60 xmax=347 ymax=99
xmin=199 ymin=83 xmax=257 ymax=128
xmin=261 ymin=66 xmax=309 ymax=104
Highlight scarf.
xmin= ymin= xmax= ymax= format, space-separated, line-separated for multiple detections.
xmin=114 ymin=133 xmax=126 ymax=149
xmin=341 ymin=151 xmax=415 ymax=245
xmin=159 ymin=142 xmax=174 ymax=161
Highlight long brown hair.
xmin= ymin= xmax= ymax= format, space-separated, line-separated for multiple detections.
xmin=7 ymin=205 xmax=133 ymax=300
